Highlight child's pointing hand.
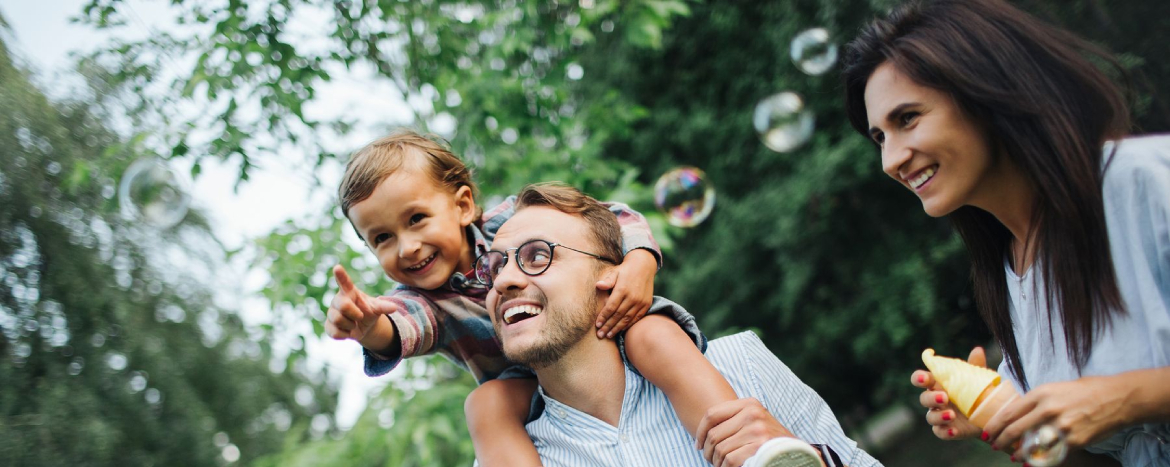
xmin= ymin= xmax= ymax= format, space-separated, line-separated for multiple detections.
xmin=325 ymin=265 xmax=398 ymax=344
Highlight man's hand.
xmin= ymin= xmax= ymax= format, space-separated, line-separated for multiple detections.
xmin=593 ymin=249 xmax=657 ymax=338
xmin=324 ymin=265 xmax=398 ymax=349
xmin=695 ymin=398 xmax=795 ymax=467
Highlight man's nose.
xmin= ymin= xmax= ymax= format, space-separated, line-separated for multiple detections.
xmin=492 ymin=254 xmax=528 ymax=293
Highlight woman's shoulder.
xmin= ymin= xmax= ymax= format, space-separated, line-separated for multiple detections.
xmin=1102 ymin=134 xmax=1170 ymax=190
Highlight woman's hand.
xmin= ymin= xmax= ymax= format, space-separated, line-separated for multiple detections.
xmin=911 ymin=347 xmax=986 ymax=441
xmin=983 ymin=375 xmax=1134 ymax=457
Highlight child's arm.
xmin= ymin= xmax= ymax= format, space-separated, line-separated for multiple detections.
xmin=323 ymin=265 xmax=445 ymax=377
xmin=324 ymin=265 xmax=400 ymax=356
xmin=464 ymin=378 xmax=542 ymax=467
xmin=594 ymin=201 xmax=663 ymax=337
xmin=623 ymin=314 xmax=739 ymax=438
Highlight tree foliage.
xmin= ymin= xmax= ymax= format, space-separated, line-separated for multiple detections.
xmin=0 ymin=35 xmax=335 ymax=466
xmin=51 ymin=0 xmax=1170 ymax=465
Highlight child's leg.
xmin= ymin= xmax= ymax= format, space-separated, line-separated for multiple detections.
xmin=464 ymin=377 xmax=541 ymax=467
xmin=624 ymin=314 xmax=739 ymax=437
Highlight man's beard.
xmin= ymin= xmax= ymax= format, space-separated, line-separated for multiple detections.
xmin=504 ymin=293 xmax=597 ymax=370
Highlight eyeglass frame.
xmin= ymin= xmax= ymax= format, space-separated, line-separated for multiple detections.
xmin=473 ymin=239 xmax=619 ymax=288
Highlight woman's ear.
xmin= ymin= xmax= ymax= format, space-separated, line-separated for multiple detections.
xmin=455 ymin=185 xmax=477 ymax=227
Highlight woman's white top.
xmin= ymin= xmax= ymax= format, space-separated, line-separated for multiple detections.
xmin=1000 ymin=134 xmax=1170 ymax=465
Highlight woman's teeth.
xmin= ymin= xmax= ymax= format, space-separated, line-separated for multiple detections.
xmin=406 ymin=252 xmax=437 ymax=271
xmin=909 ymin=166 xmax=937 ymax=189
xmin=504 ymin=305 xmax=543 ymax=324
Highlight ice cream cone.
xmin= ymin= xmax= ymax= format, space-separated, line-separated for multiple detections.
xmin=921 ymin=349 xmax=1002 ymax=418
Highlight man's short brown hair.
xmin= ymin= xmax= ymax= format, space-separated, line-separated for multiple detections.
xmin=513 ymin=183 xmax=622 ymax=263
xmin=338 ymin=129 xmax=480 ymax=219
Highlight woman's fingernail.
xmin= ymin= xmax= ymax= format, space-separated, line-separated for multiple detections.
xmin=917 ymin=374 xmax=925 ymax=383
xmin=981 ymin=431 xmax=989 ymax=441
xmin=991 ymin=444 xmax=997 ymax=451
xmin=1010 ymin=455 xmax=1017 ymax=462
xmin=942 ymin=412 xmax=952 ymax=421
xmin=947 ymin=428 xmax=954 ymax=437
xmin=935 ymin=394 xmax=944 ymax=404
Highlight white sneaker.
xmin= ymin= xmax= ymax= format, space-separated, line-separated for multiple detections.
xmin=743 ymin=437 xmax=825 ymax=467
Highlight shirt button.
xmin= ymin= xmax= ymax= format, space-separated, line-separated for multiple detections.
xmin=556 ymin=409 xmax=567 ymax=418
xmin=620 ymin=434 xmax=630 ymax=443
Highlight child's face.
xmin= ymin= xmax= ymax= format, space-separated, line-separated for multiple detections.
xmin=347 ymin=167 xmax=477 ymax=290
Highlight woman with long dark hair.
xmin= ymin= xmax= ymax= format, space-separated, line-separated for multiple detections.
xmin=842 ymin=0 xmax=1170 ymax=464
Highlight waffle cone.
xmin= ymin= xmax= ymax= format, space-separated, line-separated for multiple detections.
xmin=921 ymin=349 xmax=1001 ymax=417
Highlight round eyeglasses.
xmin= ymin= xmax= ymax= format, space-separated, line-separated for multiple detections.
xmin=474 ymin=239 xmax=618 ymax=288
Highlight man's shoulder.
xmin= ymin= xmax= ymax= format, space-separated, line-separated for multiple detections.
xmin=706 ymin=330 xmax=767 ymax=356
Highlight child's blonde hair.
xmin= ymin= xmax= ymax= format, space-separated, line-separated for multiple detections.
xmin=339 ymin=129 xmax=481 ymax=223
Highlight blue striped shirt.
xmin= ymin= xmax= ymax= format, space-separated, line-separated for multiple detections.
xmin=526 ymin=331 xmax=883 ymax=466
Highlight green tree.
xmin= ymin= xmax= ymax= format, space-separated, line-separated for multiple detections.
xmin=64 ymin=0 xmax=1170 ymax=465
xmin=0 ymin=32 xmax=335 ymax=465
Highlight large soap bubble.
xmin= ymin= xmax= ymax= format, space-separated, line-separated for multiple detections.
xmin=654 ymin=166 xmax=715 ymax=228
xmin=118 ymin=158 xmax=191 ymax=229
xmin=753 ymin=92 xmax=815 ymax=153
xmin=790 ymin=28 xmax=838 ymax=76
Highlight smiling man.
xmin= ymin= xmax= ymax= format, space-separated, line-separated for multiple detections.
xmin=478 ymin=183 xmax=882 ymax=467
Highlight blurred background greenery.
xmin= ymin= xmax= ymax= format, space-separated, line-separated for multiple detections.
xmin=1 ymin=0 xmax=1167 ymax=465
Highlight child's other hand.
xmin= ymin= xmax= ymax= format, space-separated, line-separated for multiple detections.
xmin=325 ymin=265 xmax=397 ymax=346
xmin=594 ymin=249 xmax=657 ymax=338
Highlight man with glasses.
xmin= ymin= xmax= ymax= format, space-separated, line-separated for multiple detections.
xmin=478 ymin=183 xmax=881 ymax=467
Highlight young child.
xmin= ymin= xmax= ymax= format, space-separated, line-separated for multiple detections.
xmin=324 ymin=130 xmax=759 ymax=466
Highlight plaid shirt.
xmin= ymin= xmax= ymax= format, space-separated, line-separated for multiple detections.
xmin=363 ymin=196 xmax=662 ymax=383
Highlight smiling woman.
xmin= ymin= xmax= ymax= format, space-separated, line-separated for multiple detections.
xmin=842 ymin=0 xmax=1170 ymax=464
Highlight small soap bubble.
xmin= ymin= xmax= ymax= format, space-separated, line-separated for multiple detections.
xmin=68 ymin=357 xmax=84 ymax=376
xmin=654 ymin=167 xmax=715 ymax=228
xmin=118 ymin=158 xmax=191 ymax=229
xmin=566 ymin=63 xmax=584 ymax=80
xmin=790 ymin=28 xmax=838 ymax=76
xmin=753 ymin=92 xmax=815 ymax=153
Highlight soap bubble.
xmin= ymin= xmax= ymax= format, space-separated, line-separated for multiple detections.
xmin=654 ymin=167 xmax=715 ymax=228
xmin=118 ymin=158 xmax=191 ymax=228
xmin=753 ymin=92 xmax=815 ymax=153
xmin=790 ymin=28 xmax=838 ymax=76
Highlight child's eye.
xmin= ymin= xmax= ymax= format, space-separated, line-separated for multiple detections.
xmin=372 ymin=233 xmax=391 ymax=246
xmin=409 ymin=214 xmax=425 ymax=225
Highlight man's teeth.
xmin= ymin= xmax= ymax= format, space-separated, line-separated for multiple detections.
xmin=504 ymin=305 xmax=543 ymax=324
xmin=407 ymin=253 xmax=437 ymax=271
xmin=909 ymin=166 xmax=937 ymax=189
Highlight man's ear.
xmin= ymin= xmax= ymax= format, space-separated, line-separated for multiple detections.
xmin=454 ymin=185 xmax=476 ymax=227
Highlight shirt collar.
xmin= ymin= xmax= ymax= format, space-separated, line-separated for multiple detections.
xmin=443 ymin=224 xmax=491 ymax=295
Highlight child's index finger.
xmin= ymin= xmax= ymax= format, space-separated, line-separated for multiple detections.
xmin=333 ymin=265 xmax=355 ymax=292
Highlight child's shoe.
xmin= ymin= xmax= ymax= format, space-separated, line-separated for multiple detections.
xmin=743 ymin=437 xmax=826 ymax=467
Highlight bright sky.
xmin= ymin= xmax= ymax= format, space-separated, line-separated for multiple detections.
xmin=1 ymin=0 xmax=412 ymax=429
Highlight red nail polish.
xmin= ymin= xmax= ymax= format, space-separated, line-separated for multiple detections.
xmin=942 ymin=412 xmax=952 ymax=421
xmin=935 ymin=394 xmax=944 ymax=404
xmin=1025 ymin=463 xmax=1031 ymax=467
xmin=948 ymin=428 xmax=954 ymax=437
xmin=917 ymin=374 xmax=925 ymax=383
xmin=981 ymin=431 xmax=989 ymax=441
xmin=1011 ymin=455 xmax=1016 ymax=462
